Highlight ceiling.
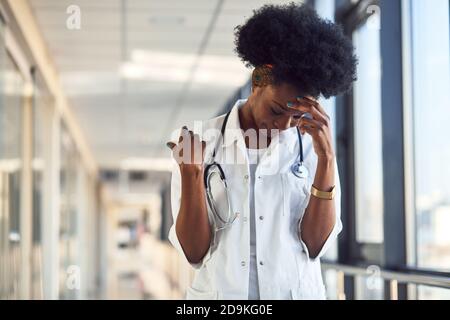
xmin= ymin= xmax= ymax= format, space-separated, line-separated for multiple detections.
xmin=29 ymin=0 xmax=291 ymax=169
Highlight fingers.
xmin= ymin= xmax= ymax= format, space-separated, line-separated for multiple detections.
xmin=178 ymin=126 xmax=186 ymax=143
xmin=166 ymin=141 xmax=176 ymax=149
xmin=192 ymin=133 xmax=203 ymax=164
xmin=167 ymin=126 xmax=206 ymax=165
xmin=294 ymin=97 xmax=330 ymax=125
xmin=298 ymin=117 xmax=327 ymax=136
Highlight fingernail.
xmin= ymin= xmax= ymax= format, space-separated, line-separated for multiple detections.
xmin=296 ymin=96 xmax=304 ymax=101
xmin=287 ymin=102 xmax=294 ymax=108
xmin=166 ymin=142 xmax=174 ymax=149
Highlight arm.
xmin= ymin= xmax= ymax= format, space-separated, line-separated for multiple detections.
xmin=295 ymin=96 xmax=338 ymax=259
xmin=299 ymin=155 xmax=336 ymax=258
xmin=176 ymin=166 xmax=211 ymax=264
xmin=167 ymin=126 xmax=211 ymax=264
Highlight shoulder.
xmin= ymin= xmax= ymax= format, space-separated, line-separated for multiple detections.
xmin=197 ymin=113 xmax=228 ymax=145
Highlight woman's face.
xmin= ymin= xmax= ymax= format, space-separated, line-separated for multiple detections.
xmin=250 ymin=82 xmax=314 ymax=138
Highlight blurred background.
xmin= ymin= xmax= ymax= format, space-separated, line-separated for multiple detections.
xmin=0 ymin=0 xmax=449 ymax=300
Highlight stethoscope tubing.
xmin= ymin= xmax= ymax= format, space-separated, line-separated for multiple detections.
xmin=203 ymin=109 xmax=306 ymax=229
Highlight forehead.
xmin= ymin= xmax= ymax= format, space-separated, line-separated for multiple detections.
xmin=268 ymin=83 xmax=314 ymax=104
xmin=269 ymin=83 xmax=299 ymax=102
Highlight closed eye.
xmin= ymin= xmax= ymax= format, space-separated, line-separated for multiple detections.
xmin=271 ymin=107 xmax=283 ymax=116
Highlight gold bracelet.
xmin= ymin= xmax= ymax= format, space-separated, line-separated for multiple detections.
xmin=311 ymin=185 xmax=335 ymax=200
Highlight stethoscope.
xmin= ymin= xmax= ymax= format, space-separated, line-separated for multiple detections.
xmin=203 ymin=109 xmax=309 ymax=235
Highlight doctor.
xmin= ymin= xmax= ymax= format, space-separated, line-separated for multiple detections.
xmin=166 ymin=3 xmax=357 ymax=300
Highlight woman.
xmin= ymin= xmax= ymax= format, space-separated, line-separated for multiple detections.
xmin=166 ymin=3 xmax=357 ymax=300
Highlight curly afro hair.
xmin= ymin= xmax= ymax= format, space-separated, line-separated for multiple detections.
xmin=233 ymin=2 xmax=357 ymax=99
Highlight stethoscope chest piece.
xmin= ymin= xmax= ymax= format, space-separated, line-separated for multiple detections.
xmin=291 ymin=162 xmax=309 ymax=179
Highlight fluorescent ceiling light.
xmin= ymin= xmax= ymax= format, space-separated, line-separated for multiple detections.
xmin=120 ymin=49 xmax=250 ymax=87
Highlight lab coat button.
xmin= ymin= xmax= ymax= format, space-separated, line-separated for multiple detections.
xmin=259 ymin=216 xmax=264 ymax=220
xmin=244 ymin=175 xmax=249 ymax=181
xmin=242 ymin=216 xmax=248 ymax=222
xmin=241 ymin=261 xmax=246 ymax=267
xmin=259 ymin=261 xmax=264 ymax=266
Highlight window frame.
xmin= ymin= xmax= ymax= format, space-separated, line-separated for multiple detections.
xmin=334 ymin=0 xmax=450 ymax=300
xmin=335 ymin=0 xmax=409 ymax=299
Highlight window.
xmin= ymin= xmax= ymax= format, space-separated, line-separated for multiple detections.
xmin=355 ymin=274 xmax=384 ymax=300
xmin=31 ymin=73 xmax=50 ymax=299
xmin=0 ymin=37 xmax=24 ymax=299
xmin=315 ymin=0 xmax=339 ymax=262
xmin=352 ymin=11 xmax=384 ymax=244
xmin=417 ymin=285 xmax=450 ymax=300
xmin=59 ymin=122 xmax=80 ymax=299
xmin=410 ymin=0 xmax=450 ymax=273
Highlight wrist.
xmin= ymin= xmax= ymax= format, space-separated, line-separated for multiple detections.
xmin=318 ymin=153 xmax=335 ymax=164
xmin=180 ymin=164 xmax=203 ymax=178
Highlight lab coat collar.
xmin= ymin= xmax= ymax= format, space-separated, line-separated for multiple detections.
xmin=221 ymin=98 xmax=246 ymax=149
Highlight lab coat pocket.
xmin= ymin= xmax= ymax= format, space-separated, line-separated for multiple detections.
xmin=186 ymin=286 xmax=219 ymax=300
xmin=281 ymin=173 xmax=309 ymax=220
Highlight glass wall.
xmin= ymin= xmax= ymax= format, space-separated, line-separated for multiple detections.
xmin=59 ymin=122 xmax=80 ymax=299
xmin=322 ymin=0 xmax=450 ymax=300
xmin=410 ymin=0 xmax=450 ymax=273
xmin=30 ymin=75 xmax=50 ymax=299
xmin=407 ymin=0 xmax=450 ymax=300
xmin=0 ymin=16 xmax=6 ymax=300
xmin=0 ymin=27 xmax=24 ymax=299
xmin=352 ymin=11 xmax=384 ymax=244
xmin=0 ymin=2 xmax=104 ymax=300
xmin=315 ymin=0 xmax=339 ymax=263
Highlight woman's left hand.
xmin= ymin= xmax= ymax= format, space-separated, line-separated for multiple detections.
xmin=293 ymin=96 xmax=335 ymax=159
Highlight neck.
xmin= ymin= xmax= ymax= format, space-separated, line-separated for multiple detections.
xmin=238 ymin=99 xmax=270 ymax=148
xmin=238 ymin=100 xmax=256 ymax=133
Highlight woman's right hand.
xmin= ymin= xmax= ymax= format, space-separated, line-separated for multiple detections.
xmin=166 ymin=127 xmax=211 ymax=264
xmin=166 ymin=126 xmax=206 ymax=174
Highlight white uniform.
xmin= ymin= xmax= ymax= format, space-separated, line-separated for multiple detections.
xmin=168 ymin=98 xmax=342 ymax=300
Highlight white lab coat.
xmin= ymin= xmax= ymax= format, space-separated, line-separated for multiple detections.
xmin=168 ymin=98 xmax=342 ymax=300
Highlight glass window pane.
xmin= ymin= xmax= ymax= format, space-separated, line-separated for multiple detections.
xmin=0 ymin=48 xmax=24 ymax=299
xmin=31 ymin=79 xmax=49 ymax=299
xmin=316 ymin=0 xmax=338 ymax=261
xmin=352 ymin=15 xmax=384 ymax=243
xmin=418 ymin=285 xmax=450 ymax=300
xmin=411 ymin=0 xmax=450 ymax=271
xmin=323 ymin=269 xmax=339 ymax=300
xmin=355 ymin=273 xmax=384 ymax=300
xmin=59 ymin=122 xmax=79 ymax=299
xmin=0 ymin=19 xmax=5 ymax=300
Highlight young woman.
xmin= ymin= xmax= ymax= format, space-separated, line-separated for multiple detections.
xmin=167 ymin=3 xmax=357 ymax=300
